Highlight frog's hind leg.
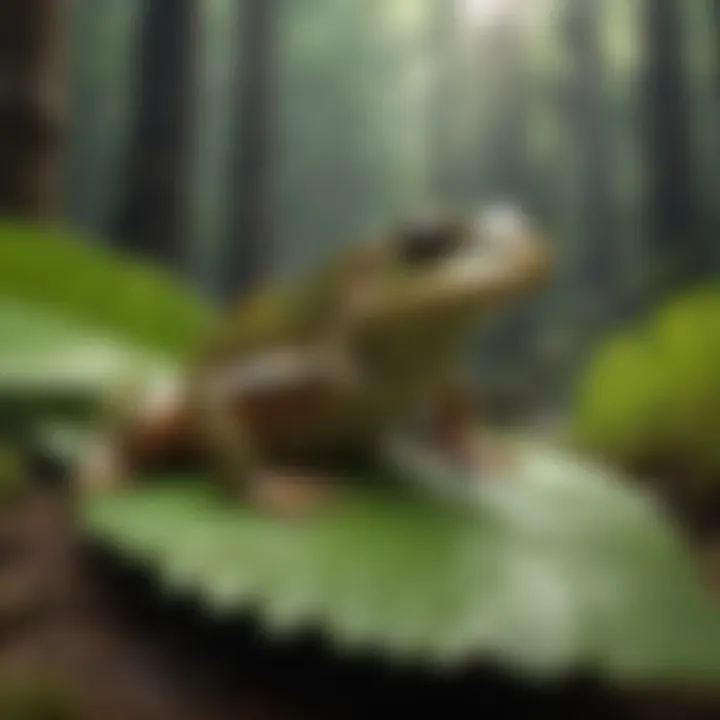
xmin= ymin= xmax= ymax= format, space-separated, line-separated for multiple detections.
xmin=244 ymin=466 xmax=340 ymax=519
xmin=76 ymin=370 xmax=205 ymax=496
xmin=75 ymin=434 xmax=130 ymax=495
xmin=193 ymin=375 xmax=341 ymax=518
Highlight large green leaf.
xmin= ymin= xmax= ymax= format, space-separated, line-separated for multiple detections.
xmin=0 ymin=223 xmax=214 ymax=437
xmin=0 ymin=299 xmax=171 ymax=397
xmin=83 ymin=437 xmax=720 ymax=683
xmin=0 ymin=222 xmax=215 ymax=361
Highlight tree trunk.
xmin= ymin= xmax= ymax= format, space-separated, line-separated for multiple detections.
xmin=428 ymin=0 xmax=459 ymax=202
xmin=642 ymin=0 xmax=702 ymax=291
xmin=482 ymin=13 xmax=528 ymax=203
xmin=478 ymin=11 xmax=535 ymax=371
xmin=714 ymin=1 xmax=720 ymax=97
xmin=220 ymin=0 xmax=278 ymax=300
xmin=112 ymin=0 xmax=197 ymax=269
xmin=0 ymin=0 xmax=65 ymax=219
xmin=67 ymin=0 xmax=112 ymax=235
xmin=564 ymin=0 xmax=617 ymax=332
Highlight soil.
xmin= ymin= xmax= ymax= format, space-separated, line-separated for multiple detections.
xmin=1 ymin=482 xmax=719 ymax=720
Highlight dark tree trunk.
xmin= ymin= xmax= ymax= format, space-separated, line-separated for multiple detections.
xmin=478 ymin=11 xmax=536 ymax=374
xmin=428 ymin=0 xmax=459 ymax=202
xmin=713 ymin=0 xmax=720 ymax=272
xmin=112 ymin=0 xmax=197 ymax=269
xmin=642 ymin=0 xmax=703 ymax=291
xmin=564 ymin=0 xmax=617 ymax=330
xmin=483 ymin=12 xmax=528 ymax=203
xmin=67 ymin=0 xmax=109 ymax=235
xmin=714 ymin=1 xmax=720 ymax=96
xmin=0 ymin=0 xmax=65 ymax=219
xmin=220 ymin=0 xmax=278 ymax=300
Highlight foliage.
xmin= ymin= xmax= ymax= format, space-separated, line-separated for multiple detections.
xmin=573 ymin=286 xmax=720 ymax=492
xmin=84 ymin=438 xmax=720 ymax=683
xmin=0 ymin=222 xmax=214 ymax=363
xmin=0 ymin=675 xmax=80 ymax=720
xmin=0 ymin=443 xmax=27 ymax=508
xmin=0 ymin=223 xmax=214 ymax=454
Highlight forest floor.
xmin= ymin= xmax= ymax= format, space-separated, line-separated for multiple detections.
xmin=1 ymin=486 xmax=720 ymax=720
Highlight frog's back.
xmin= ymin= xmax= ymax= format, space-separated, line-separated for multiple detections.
xmin=201 ymin=286 xmax=291 ymax=363
xmin=200 ymin=270 xmax=339 ymax=367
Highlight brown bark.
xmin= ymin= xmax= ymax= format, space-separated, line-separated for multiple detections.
xmin=0 ymin=0 xmax=66 ymax=219
xmin=715 ymin=1 xmax=720 ymax=97
xmin=112 ymin=0 xmax=197 ymax=269
xmin=564 ymin=0 xmax=616 ymax=300
xmin=642 ymin=0 xmax=703 ymax=290
xmin=221 ymin=0 xmax=278 ymax=300
xmin=428 ymin=0 xmax=459 ymax=201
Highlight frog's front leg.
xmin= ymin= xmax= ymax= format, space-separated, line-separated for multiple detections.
xmin=432 ymin=376 xmax=512 ymax=475
xmin=192 ymin=375 xmax=257 ymax=497
xmin=76 ymin=374 xmax=182 ymax=494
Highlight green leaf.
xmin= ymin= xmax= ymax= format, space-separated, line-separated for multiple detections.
xmin=0 ymin=223 xmax=215 ymax=435
xmin=0 ymin=299 xmax=170 ymax=396
xmin=0 ymin=222 xmax=215 ymax=361
xmin=82 ymin=438 xmax=720 ymax=683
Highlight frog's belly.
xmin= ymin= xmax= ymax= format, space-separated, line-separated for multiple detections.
xmin=234 ymin=379 xmax=371 ymax=462
xmin=208 ymin=347 xmax=442 ymax=464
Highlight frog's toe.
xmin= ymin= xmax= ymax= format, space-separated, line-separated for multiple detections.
xmin=75 ymin=439 xmax=129 ymax=495
xmin=470 ymin=436 xmax=518 ymax=477
xmin=245 ymin=468 xmax=340 ymax=519
xmin=441 ymin=432 xmax=517 ymax=479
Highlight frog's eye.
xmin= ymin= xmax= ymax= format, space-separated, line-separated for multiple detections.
xmin=396 ymin=212 xmax=464 ymax=265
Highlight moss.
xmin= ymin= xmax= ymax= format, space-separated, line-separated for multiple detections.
xmin=0 ymin=443 xmax=27 ymax=508
xmin=0 ymin=675 xmax=81 ymax=720
xmin=573 ymin=285 xmax=720 ymax=496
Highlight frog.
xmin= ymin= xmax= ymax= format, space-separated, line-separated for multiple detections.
xmin=79 ymin=204 xmax=554 ymax=515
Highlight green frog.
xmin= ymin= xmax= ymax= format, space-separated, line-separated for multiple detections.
xmin=81 ymin=205 xmax=553 ymax=515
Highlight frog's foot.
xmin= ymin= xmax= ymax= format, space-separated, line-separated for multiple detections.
xmin=245 ymin=468 xmax=340 ymax=519
xmin=74 ymin=437 xmax=130 ymax=495
xmin=438 ymin=427 xmax=516 ymax=478
xmin=434 ymin=388 xmax=516 ymax=478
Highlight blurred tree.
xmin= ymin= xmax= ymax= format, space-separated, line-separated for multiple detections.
xmin=641 ymin=0 xmax=703 ymax=292
xmin=481 ymin=6 xmax=528 ymax=202
xmin=188 ymin=0 xmax=236 ymax=294
xmin=563 ymin=0 xmax=618 ymax=335
xmin=275 ymin=0 xmax=421 ymax=277
xmin=428 ymin=0 xmax=459 ymax=201
xmin=67 ymin=0 xmax=138 ymax=239
xmin=112 ymin=0 xmax=197 ymax=269
xmin=473 ymin=4 xmax=537 ymax=385
xmin=715 ymin=1 xmax=720 ymax=94
xmin=221 ymin=0 xmax=279 ymax=299
xmin=67 ymin=0 xmax=109 ymax=234
xmin=0 ymin=0 xmax=66 ymax=219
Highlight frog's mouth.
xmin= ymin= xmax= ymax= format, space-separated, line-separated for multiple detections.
xmin=358 ymin=205 xmax=554 ymax=328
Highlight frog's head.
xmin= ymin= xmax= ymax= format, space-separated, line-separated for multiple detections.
xmin=344 ymin=203 xmax=554 ymax=336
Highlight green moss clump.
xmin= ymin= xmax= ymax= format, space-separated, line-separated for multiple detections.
xmin=0 ymin=443 xmax=27 ymax=509
xmin=573 ymin=286 xmax=720 ymax=495
xmin=0 ymin=675 xmax=81 ymax=720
